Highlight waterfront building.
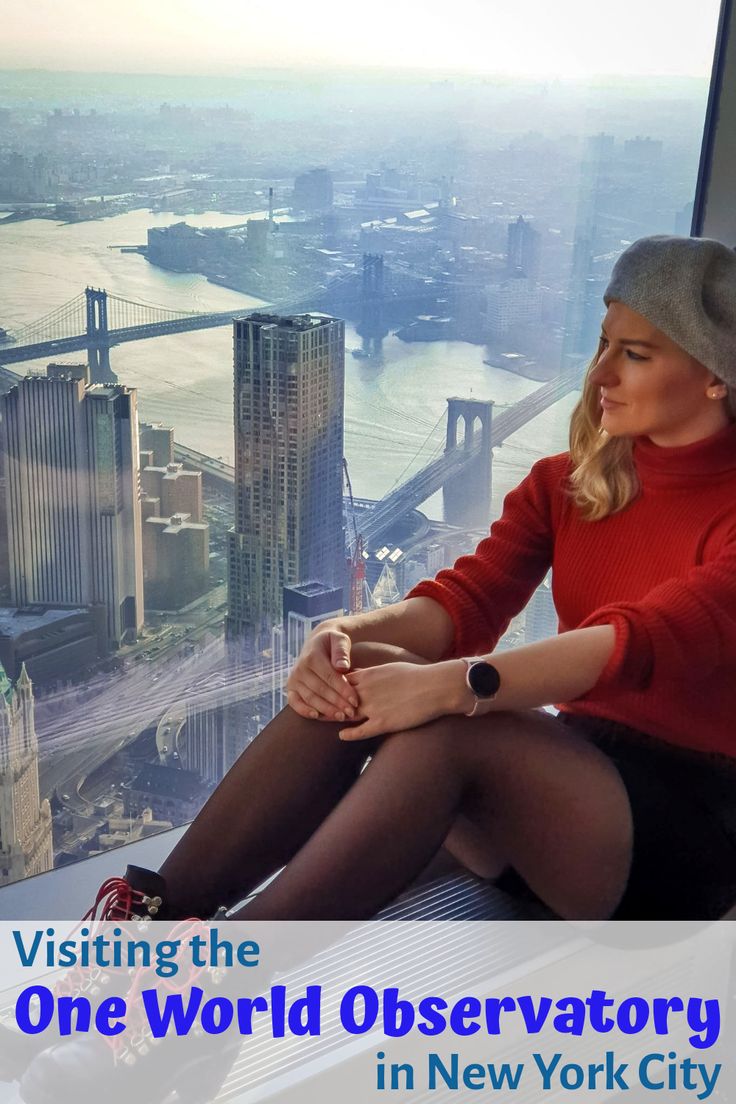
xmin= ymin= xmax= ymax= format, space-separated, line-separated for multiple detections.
xmin=486 ymin=276 xmax=543 ymax=341
xmin=0 ymin=663 xmax=53 ymax=886
xmin=227 ymin=313 xmax=346 ymax=653
xmin=0 ymin=364 xmax=144 ymax=648
xmin=146 ymin=222 xmax=220 ymax=273
xmin=139 ymin=421 xmax=175 ymax=468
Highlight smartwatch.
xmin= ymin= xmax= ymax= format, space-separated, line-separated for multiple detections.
xmin=461 ymin=657 xmax=501 ymax=717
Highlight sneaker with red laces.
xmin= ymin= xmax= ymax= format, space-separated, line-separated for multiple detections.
xmin=84 ymin=865 xmax=169 ymax=921
xmin=18 ymin=919 xmax=239 ymax=1104
xmin=0 ymin=866 xmax=173 ymax=1087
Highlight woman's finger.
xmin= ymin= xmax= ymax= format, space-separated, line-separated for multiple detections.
xmin=288 ymin=679 xmax=354 ymax=721
xmin=298 ymin=668 xmax=357 ymax=714
xmin=338 ymin=721 xmax=376 ymax=741
xmin=287 ymin=689 xmax=341 ymax=720
xmin=309 ymin=645 xmax=360 ymax=708
xmin=286 ymin=689 xmax=315 ymax=719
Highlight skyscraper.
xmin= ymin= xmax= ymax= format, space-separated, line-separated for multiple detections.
xmin=227 ymin=313 xmax=346 ymax=652
xmin=0 ymin=662 xmax=53 ymax=886
xmin=1 ymin=364 xmax=144 ymax=648
xmin=293 ymin=168 xmax=334 ymax=213
xmin=271 ymin=581 xmax=344 ymax=716
xmin=506 ymin=215 xmax=541 ymax=280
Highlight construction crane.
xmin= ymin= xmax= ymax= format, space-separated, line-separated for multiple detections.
xmin=342 ymin=457 xmax=371 ymax=614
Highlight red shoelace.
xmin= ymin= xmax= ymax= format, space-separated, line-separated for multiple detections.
xmin=103 ymin=919 xmax=212 ymax=1066
xmin=83 ymin=877 xmax=162 ymax=922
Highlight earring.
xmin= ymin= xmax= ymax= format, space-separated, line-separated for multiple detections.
xmin=708 ymin=389 xmax=726 ymax=399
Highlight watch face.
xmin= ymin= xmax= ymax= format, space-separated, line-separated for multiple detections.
xmin=468 ymin=661 xmax=501 ymax=698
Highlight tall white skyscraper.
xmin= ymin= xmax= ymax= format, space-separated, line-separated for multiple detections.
xmin=1 ymin=365 xmax=144 ymax=647
xmin=0 ymin=662 xmax=53 ymax=886
xmin=227 ymin=313 xmax=346 ymax=652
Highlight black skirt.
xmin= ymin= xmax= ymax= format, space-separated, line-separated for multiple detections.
xmin=554 ymin=711 xmax=736 ymax=920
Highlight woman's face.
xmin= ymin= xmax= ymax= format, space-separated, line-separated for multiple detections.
xmin=588 ymin=301 xmax=731 ymax=446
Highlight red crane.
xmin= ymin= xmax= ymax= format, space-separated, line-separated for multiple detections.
xmin=342 ymin=458 xmax=368 ymax=615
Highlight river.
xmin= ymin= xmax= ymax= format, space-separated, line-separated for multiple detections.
xmin=0 ymin=208 xmax=577 ymax=518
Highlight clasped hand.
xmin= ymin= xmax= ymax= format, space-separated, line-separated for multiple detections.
xmin=338 ymin=661 xmax=451 ymax=741
xmin=285 ymin=628 xmax=462 ymax=740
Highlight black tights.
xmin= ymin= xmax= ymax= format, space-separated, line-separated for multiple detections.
xmin=159 ymin=705 xmax=468 ymax=921
xmin=158 ymin=665 xmax=633 ymax=924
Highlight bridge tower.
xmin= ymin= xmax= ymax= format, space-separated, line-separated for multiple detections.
xmin=356 ymin=254 xmax=388 ymax=356
xmin=442 ymin=397 xmax=494 ymax=529
xmin=85 ymin=287 xmax=113 ymax=382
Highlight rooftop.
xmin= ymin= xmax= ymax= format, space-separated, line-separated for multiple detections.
xmin=289 ymin=581 xmax=340 ymax=599
xmin=0 ymin=605 xmax=89 ymax=637
xmin=236 ymin=312 xmax=338 ymax=331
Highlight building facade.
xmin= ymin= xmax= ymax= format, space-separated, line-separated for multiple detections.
xmin=293 ymin=168 xmax=334 ymax=212
xmin=506 ymin=215 xmax=542 ymax=279
xmin=139 ymin=421 xmax=175 ymax=468
xmin=270 ymin=581 xmax=344 ymax=716
xmin=0 ymin=663 xmax=53 ymax=886
xmin=1 ymin=365 xmax=144 ymax=647
xmin=0 ymin=604 xmax=107 ymax=686
xmin=142 ymin=511 xmax=209 ymax=610
xmin=227 ymin=313 xmax=346 ymax=653
xmin=486 ymin=276 xmax=543 ymax=342
xmin=141 ymin=462 xmax=203 ymax=522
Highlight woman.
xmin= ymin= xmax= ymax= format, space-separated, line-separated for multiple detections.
xmin=12 ymin=232 xmax=736 ymax=1102
xmin=76 ymin=232 xmax=736 ymax=928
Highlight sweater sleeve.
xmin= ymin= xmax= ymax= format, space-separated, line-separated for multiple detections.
xmin=403 ymin=456 xmax=559 ymax=660
xmin=575 ymin=524 xmax=736 ymax=696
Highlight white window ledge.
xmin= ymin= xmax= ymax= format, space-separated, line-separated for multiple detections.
xmin=0 ymin=825 xmax=187 ymax=919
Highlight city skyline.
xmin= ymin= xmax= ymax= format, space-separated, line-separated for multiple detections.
xmin=0 ymin=0 xmax=722 ymax=79
xmin=0 ymin=32 xmax=720 ymax=886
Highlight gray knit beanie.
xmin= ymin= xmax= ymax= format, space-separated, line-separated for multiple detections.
xmin=603 ymin=234 xmax=736 ymax=389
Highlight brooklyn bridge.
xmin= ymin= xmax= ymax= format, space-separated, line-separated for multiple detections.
xmin=0 ymin=284 xmax=585 ymax=540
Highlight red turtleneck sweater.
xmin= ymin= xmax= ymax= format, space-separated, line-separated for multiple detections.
xmin=405 ymin=422 xmax=736 ymax=757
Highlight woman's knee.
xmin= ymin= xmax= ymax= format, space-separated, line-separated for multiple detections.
xmin=369 ymin=717 xmax=464 ymax=775
xmin=262 ymin=704 xmax=377 ymax=764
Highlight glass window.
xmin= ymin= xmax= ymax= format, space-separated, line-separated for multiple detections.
xmin=0 ymin=0 xmax=724 ymax=889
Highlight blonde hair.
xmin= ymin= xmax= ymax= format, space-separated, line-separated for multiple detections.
xmin=566 ymin=339 xmax=736 ymax=522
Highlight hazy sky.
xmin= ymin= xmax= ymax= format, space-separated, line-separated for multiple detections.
xmin=0 ymin=0 xmax=722 ymax=78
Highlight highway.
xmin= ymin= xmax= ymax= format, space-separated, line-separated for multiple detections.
xmin=36 ymin=596 xmax=285 ymax=806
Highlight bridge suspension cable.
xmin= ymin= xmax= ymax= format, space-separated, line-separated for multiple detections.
xmin=105 ymin=291 xmax=202 ymax=329
xmin=386 ymin=408 xmax=447 ymax=493
xmin=11 ymin=293 xmax=87 ymax=345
